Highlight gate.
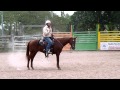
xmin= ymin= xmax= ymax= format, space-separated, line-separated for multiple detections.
xmin=0 ymin=35 xmax=11 ymax=51
xmin=13 ymin=35 xmax=40 ymax=51
xmin=73 ymin=31 xmax=98 ymax=50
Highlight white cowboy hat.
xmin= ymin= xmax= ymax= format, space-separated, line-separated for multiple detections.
xmin=45 ymin=20 xmax=51 ymax=24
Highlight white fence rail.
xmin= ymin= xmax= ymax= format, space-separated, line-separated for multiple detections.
xmin=13 ymin=35 xmax=41 ymax=51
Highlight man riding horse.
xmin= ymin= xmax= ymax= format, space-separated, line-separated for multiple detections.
xmin=42 ymin=20 xmax=54 ymax=56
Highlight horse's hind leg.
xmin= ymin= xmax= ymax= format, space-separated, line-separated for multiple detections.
xmin=27 ymin=58 xmax=30 ymax=70
xmin=31 ymin=52 xmax=37 ymax=70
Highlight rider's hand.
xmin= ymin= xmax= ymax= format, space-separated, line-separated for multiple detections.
xmin=52 ymin=34 xmax=54 ymax=37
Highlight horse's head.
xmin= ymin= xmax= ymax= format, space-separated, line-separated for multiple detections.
xmin=69 ymin=37 xmax=77 ymax=50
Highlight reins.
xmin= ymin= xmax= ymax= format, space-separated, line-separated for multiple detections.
xmin=54 ymin=38 xmax=64 ymax=48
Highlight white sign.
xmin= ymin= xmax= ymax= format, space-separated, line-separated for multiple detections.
xmin=100 ymin=42 xmax=120 ymax=50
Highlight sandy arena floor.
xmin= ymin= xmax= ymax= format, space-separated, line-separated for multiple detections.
xmin=0 ymin=50 xmax=120 ymax=79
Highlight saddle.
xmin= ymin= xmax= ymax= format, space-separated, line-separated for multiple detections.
xmin=38 ymin=36 xmax=54 ymax=54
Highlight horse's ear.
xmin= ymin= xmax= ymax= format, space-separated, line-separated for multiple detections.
xmin=72 ymin=36 xmax=77 ymax=39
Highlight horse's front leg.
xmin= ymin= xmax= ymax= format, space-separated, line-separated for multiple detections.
xmin=56 ymin=53 xmax=61 ymax=70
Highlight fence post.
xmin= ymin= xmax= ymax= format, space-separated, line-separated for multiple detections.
xmin=11 ymin=34 xmax=14 ymax=51
xmin=71 ymin=25 xmax=74 ymax=37
xmin=96 ymin=24 xmax=100 ymax=50
xmin=70 ymin=25 xmax=73 ymax=37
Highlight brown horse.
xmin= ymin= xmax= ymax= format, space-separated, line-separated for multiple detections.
xmin=26 ymin=37 xmax=76 ymax=70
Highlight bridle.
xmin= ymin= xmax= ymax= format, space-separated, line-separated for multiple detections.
xmin=71 ymin=38 xmax=75 ymax=50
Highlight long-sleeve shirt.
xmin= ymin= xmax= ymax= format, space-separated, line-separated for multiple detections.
xmin=42 ymin=25 xmax=52 ymax=37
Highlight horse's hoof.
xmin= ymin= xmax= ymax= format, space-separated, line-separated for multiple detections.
xmin=58 ymin=68 xmax=61 ymax=70
xmin=45 ymin=55 xmax=49 ymax=58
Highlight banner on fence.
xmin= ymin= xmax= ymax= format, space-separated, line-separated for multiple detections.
xmin=100 ymin=42 xmax=120 ymax=50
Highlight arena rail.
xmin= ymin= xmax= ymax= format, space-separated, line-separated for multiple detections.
xmin=98 ymin=31 xmax=120 ymax=50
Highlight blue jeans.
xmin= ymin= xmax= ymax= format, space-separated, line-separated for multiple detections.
xmin=44 ymin=37 xmax=54 ymax=52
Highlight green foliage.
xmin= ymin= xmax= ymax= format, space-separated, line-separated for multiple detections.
xmin=1 ymin=11 xmax=71 ymax=35
xmin=71 ymin=11 xmax=120 ymax=31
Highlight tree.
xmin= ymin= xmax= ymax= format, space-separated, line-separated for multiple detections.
xmin=70 ymin=11 xmax=120 ymax=31
xmin=1 ymin=11 xmax=71 ymax=35
xmin=70 ymin=11 xmax=97 ymax=31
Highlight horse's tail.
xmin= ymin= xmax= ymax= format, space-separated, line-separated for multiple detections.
xmin=26 ymin=41 xmax=30 ymax=60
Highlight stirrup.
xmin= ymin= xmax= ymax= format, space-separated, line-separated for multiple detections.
xmin=43 ymin=49 xmax=46 ymax=52
xmin=48 ymin=50 xmax=52 ymax=54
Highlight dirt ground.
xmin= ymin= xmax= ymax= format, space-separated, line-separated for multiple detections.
xmin=0 ymin=50 xmax=120 ymax=79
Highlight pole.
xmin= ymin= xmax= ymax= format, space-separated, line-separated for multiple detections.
xmin=0 ymin=11 xmax=4 ymax=48
xmin=1 ymin=11 xmax=3 ymax=36
xmin=0 ymin=11 xmax=4 ymax=49
xmin=96 ymin=24 xmax=100 ymax=50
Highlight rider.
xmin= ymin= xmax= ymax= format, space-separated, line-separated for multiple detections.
xmin=42 ymin=20 xmax=54 ymax=54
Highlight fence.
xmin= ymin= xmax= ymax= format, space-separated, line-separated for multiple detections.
xmin=13 ymin=35 xmax=40 ymax=51
xmin=13 ymin=33 xmax=72 ymax=51
xmin=73 ymin=31 xmax=98 ymax=50
xmin=0 ymin=35 xmax=11 ymax=51
xmin=98 ymin=31 xmax=120 ymax=50
xmin=6 ymin=24 xmax=120 ymax=51
xmin=53 ymin=32 xmax=72 ymax=50
xmin=12 ymin=31 xmax=72 ymax=51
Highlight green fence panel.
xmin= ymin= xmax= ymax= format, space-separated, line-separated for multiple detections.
xmin=73 ymin=31 xmax=98 ymax=50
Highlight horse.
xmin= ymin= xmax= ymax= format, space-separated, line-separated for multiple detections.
xmin=26 ymin=37 xmax=76 ymax=70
